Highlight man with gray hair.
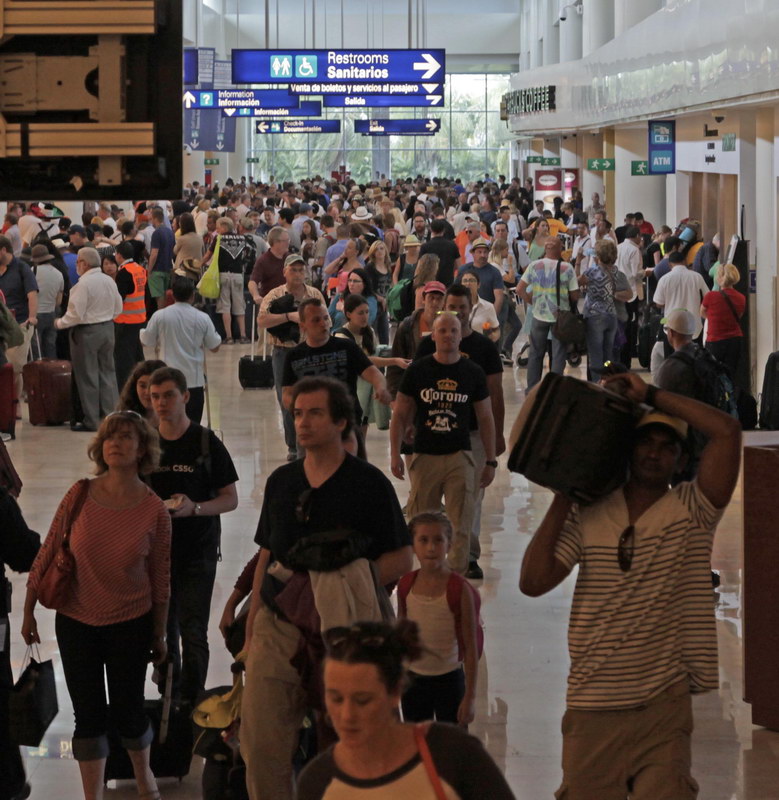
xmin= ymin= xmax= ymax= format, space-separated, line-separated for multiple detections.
xmin=55 ymin=247 xmax=122 ymax=431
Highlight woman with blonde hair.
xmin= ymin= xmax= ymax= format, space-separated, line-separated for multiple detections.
xmin=701 ymin=262 xmax=745 ymax=377
xmin=23 ymin=411 xmax=171 ymax=800
xmin=412 ymin=253 xmax=440 ymax=309
xmin=365 ymin=239 xmax=393 ymax=344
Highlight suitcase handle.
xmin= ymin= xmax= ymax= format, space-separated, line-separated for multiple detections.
xmin=538 ymin=403 xmax=570 ymax=469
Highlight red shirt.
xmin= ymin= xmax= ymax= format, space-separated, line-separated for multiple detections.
xmin=701 ymin=288 xmax=745 ymax=342
xmin=250 ymin=250 xmax=285 ymax=297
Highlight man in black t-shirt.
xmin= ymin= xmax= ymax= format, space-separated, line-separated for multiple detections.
xmin=210 ymin=217 xmax=255 ymax=343
xmin=241 ymin=376 xmax=412 ymax=800
xmin=392 ymin=312 xmax=496 ymax=574
xmin=281 ymin=297 xmax=391 ymax=426
xmin=420 ymin=219 xmax=461 ymax=286
xmin=147 ymin=367 xmax=239 ymax=705
xmin=415 ymin=284 xmax=505 ymax=579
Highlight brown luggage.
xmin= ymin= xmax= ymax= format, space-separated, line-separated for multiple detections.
xmin=23 ymin=359 xmax=71 ymax=426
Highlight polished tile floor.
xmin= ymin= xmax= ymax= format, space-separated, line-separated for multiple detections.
xmin=5 ymin=348 xmax=779 ymax=799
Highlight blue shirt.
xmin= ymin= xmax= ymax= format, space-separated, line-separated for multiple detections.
xmin=63 ymin=251 xmax=79 ymax=287
xmin=0 ymin=257 xmax=38 ymax=321
xmin=455 ymin=262 xmax=505 ymax=305
xmin=150 ymin=225 xmax=175 ymax=272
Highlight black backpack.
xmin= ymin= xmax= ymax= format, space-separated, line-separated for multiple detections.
xmin=669 ymin=346 xmax=738 ymax=418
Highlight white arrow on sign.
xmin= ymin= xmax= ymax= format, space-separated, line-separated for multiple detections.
xmin=422 ymin=83 xmax=439 ymax=93
xmin=413 ymin=53 xmax=441 ymax=80
xmin=216 ymin=142 xmax=224 ymax=150
xmin=426 ymin=120 xmax=438 ymax=131
xmin=224 ymin=108 xmax=236 ymax=116
xmin=602 ymin=159 xmax=612 ymax=169
xmin=183 ymin=91 xmax=196 ymax=109
xmin=257 ymin=122 xmax=269 ymax=133
xmin=427 ymin=96 xmax=442 ymax=105
xmin=190 ymin=140 xmax=199 ymax=149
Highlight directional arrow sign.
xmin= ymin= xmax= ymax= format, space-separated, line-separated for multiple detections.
xmin=587 ymin=157 xmax=614 ymax=171
xmin=323 ymin=94 xmax=444 ymax=108
xmin=354 ymin=118 xmax=441 ymax=135
xmin=542 ymin=157 xmax=561 ymax=166
xmin=182 ymin=89 xmax=299 ymax=110
xmin=526 ymin=156 xmax=543 ymax=163
xmin=288 ymin=82 xmax=443 ymax=96
xmin=223 ymin=101 xmax=322 ymax=118
xmin=255 ymin=119 xmax=341 ymax=134
xmin=232 ymin=48 xmax=445 ymax=84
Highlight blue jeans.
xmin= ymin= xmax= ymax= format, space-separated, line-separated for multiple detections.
xmin=585 ymin=313 xmax=617 ymax=382
xmin=35 ymin=312 xmax=58 ymax=359
xmin=527 ymin=317 xmax=567 ymax=391
xmin=272 ymin=346 xmax=296 ymax=452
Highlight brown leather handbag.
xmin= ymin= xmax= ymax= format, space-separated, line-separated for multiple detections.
xmin=37 ymin=480 xmax=89 ymax=609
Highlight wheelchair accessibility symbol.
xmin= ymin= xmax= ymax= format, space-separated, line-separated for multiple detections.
xmin=295 ymin=56 xmax=317 ymax=78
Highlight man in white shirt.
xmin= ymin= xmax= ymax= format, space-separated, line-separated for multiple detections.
xmin=571 ymin=222 xmax=593 ymax=274
xmin=652 ymin=253 xmax=710 ymax=340
xmin=585 ymin=192 xmax=606 ymax=227
xmin=140 ymin=275 xmax=222 ymax=423
xmin=55 ymin=247 xmax=123 ymax=431
xmin=616 ymin=225 xmax=645 ymax=368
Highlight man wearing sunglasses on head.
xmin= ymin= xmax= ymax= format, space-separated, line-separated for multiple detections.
xmin=519 ymin=372 xmax=741 ymax=800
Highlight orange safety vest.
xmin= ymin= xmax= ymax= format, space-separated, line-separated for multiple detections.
xmin=115 ymin=260 xmax=147 ymax=324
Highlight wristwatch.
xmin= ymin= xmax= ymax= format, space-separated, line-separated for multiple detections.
xmin=485 ymin=460 xmax=498 ymax=468
xmin=193 ymin=503 xmax=202 ymax=516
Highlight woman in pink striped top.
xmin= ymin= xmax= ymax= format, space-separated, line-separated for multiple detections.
xmin=23 ymin=411 xmax=171 ymax=800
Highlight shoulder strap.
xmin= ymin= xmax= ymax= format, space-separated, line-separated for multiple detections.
xmin=396 ymin=571 xmax=417 ymax=616
xmin=555 ymin=259 xmax=562 ymax=306
xmin=413 ymin=724 xmax=448 ymax=800
xmin=62 ymin=479 xmax=91 ymax=546
xmin=720 ymin=289 xmax=741 ymax=325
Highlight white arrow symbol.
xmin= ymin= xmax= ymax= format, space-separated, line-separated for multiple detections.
xmin=216 ymin=143 xmax=224 ymax=150
xmin=425 ymin=120 xmax=438 ymax=131
xmin=413 ymin=53 xmax=441 ymax=80
xmin=183 ymin=91 xmax=196 ymax=109
xmin=224 ymin=108 xmax=236 ymax=116
xmin=422 ymin=83 xmax=439 ymax=93
xmin=190 ymin=140 xmax=199 ymax=149
xmin=427 ymin=96 xmax=442 ymax=105
xmin=257 ymin=122 xmax=269 ymax=133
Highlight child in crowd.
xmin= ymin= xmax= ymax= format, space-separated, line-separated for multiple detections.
xmin=397 ymin=511 xmax=480 ymax=726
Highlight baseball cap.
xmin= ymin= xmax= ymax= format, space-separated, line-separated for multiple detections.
xmin=635 ymin=411 xmax=688 ymax=442
xmin=422 ymin=280 xmax=446 ymax=295
xmin=471 ymin=237 xmax=490 ymax=250
xmin=284 ymin=253 xmax=305 ymax=268
xmin=68 ymin=224 xmax=87 ymax=236
xmin=661 ymin=308 xmax=697 ymax=336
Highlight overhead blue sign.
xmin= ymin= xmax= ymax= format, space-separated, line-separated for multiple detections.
xmin=324 ymin=94 xmax=444 ymax=108
xmin=224 ymin=100 xmax=322 ymax=118
xmin=184 ymin=108 xmax=237 ymax=152
xmin=648 ymin=119 xmax=675 ymax=174
xmin=183 ymin=48 xmax=216 ymax=87
xmin=354 ymin=118 xmax=441 ymax=135
xmin=232 ymin=48 xmax=445 ymax=84
xmin=255 ymin=119 xmax=341 ymax=134
xmin=288 ymin=82 xmax=442 ymax=96
xmin=183 ymin=89 xmax=300 ymax=110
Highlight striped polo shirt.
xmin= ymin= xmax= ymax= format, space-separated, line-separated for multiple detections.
xmin=554 ymin=480 xmax=723 ymax=710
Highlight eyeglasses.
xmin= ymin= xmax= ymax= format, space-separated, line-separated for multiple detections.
xmin=106 ymin=410 xmax=143 ymax=420
xmin=618 ymin=525 xmax=635 ymax=572
xmin=325 ymin=625 xmax=388 ymax=653
xmin=295 ymin=487 xmax=314 ymax=523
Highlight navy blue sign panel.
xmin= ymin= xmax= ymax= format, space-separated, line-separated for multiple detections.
xmin=184 ymin=108 xmax=237 ymax=152
xmin=255 ymin=119 xmax=341 ymax=134
xmin=232 ymin=48 xmax=445 ymax=84
xmin=213 ymin=60 xmax=233 ymax=89
xmin=354 ymin=118 xmax=441 ymax=135
xmin=184 ymin=48 xmax=216 ymax=88
xmin=225 ymin=100 xmax=323 ymax=118
xmin=288 ymin=82 xmax=443 ymax=96
xmin=324 ymin=94 xmax=444 ymax=108
xmin=183 ymin=89 xmax=300 ymax=110
xmin=648 ymin=119 xmax=676 ymax=174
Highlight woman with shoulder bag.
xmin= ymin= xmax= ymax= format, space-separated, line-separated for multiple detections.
xmin=173 ymin=212 xmax=204 ymax=281
xmin=22 ymin=411 xmax=171 ymax=800
xmin=295 ymin=620 xmax=515 ymax=800
xmin=700 ymin=262 xmax=745 ymax=378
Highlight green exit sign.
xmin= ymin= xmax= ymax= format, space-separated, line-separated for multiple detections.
xmin=247 ymin=157 xmax=260 ymax=163
xmin=542 ymin=157 xmax=561 ymax=166
xmin=204 ymin=158 xmax=220 ymax=166
xmin=587 ymin=158 xmax=614 ymax=171
xmin=631 ymin=160 xmax=648 ymax=176
xmin=526 ymin=155 xmax=543 ymax=163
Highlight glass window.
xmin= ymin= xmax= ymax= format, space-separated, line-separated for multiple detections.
xmin=450 ymin=74 xmax=487 ymax=112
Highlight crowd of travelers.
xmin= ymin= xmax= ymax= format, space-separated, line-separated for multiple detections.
xmin=0 ymin=173 xmax=744 ymax=800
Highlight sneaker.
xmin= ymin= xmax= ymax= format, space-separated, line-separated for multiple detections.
xmin=500 ymin=353 xmax=513 ymax=366
xmin=238 ymin=337 xmax=251 ymax=344
xmin=465 ymin=561 xmax=484 ymax=580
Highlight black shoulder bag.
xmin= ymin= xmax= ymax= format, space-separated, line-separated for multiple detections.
xmin=551 ymin=259 xmax=586 ymax=348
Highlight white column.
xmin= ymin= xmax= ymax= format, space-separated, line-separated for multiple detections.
xmin=665 ymin=172 xmax=689 ymax=227
xmin=613 ymin=127 xmax=665 ymax=229
xmin=226 ymin=118 xmax=249 ymax=181
xmin=542 ymin=1 xmax=560 ymax=66
xmin=582 ymin=0 xmax=615 ymax=57
xmin=754 ymin=109 xmax=775 ymax=388
xmin=614 ymin=0 xmax=663 ymax=37
xmin=559 ymin=5 xmax=583 ymax=63
xmin=580 ymin=131 xmax=605 ymax=203
xmin=183 ymin=149 xmax=205 ymax=188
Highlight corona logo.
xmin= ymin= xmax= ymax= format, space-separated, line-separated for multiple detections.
xmin=437 ymin=378 xmax=458 ymax=391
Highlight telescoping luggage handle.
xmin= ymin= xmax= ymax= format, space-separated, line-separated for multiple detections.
xmin=250 ymin=307 xmax=269 ymax=361
xmin=158 ymin=658 xmax=173 ymax=745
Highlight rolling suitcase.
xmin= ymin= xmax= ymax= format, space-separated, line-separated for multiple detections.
xmin=508 ymin=373 xmax=641 ymax=505
xmin=637 ymin=278 xmax=661 ymax=369
xmin=23 ymin=358 xmax=71 ymax=426
xmin=104 ymin=659 xmax=192 ymax=783
xmin=759 ymin=351 xmax=779 ymax=429
xmin=239 ymin=319 xmax=274 ymax=389
xmin=0 ymin=362 xmax=17 ymax=439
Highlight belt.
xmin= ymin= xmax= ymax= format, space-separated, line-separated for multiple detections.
xmin=74 ymin=319 xmax=113 ymax=328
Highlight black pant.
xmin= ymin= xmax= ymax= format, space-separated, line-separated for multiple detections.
xmin=401 ymin=667 xmax=465 ymax=724
xmin=619 ymin=298 xmax=640 ymax=368
xmin=166 ymin=556 xmax=217 ymax=704
xmin=186 ymin=386 xmax=205 ymax=424
xmin=114 ymin=322 xmax=145 ymax=394
xmin=706 ymin=337 xmax=741 ymax=378
xmin=56 ymin=611 xmax=153 ymax=761
xmin=0 ymin=615 xmax=26 ymax=798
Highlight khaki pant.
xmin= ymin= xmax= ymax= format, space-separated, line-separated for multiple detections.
xmin=240 ymin=605 xmax=306 ymax=800
xmin=407 ymin=450 xmax=475 ymax=574
xmin=5 ymin=322 xmax=34 ymax=400
xmin=555 ymin=680 xmax=697 ymax=800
